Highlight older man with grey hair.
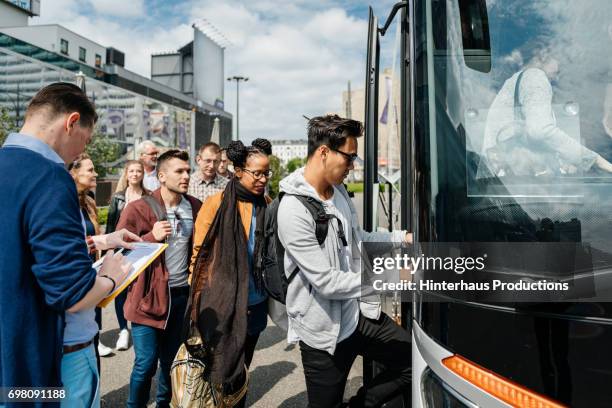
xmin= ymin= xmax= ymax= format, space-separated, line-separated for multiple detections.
xmin=137 ymin=140 xmax=161 ymax=190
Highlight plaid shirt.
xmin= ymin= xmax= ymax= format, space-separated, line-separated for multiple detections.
xmin=188 ymin=172 xmax=228 ymax=203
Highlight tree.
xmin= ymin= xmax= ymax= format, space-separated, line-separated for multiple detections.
xmin=0 ymin=107 xmax=16 ymax=146
xmin=286 ymin=157 xmax=307 ymax=174
xmin=268 ymin=155 xmax=285 ymax=199
xmin=85 ymin=133 xmax=120 ymax=178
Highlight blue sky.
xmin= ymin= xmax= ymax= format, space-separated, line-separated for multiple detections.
xmin=32 ymin=0 xmax=401 ymax=142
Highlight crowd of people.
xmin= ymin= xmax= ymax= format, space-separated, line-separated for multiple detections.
xmin=0 ymin=82 xmax=413 ymax=408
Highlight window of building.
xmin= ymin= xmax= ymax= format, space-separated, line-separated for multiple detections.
xmin=60 ymin=39 xmax=69 ymax=55
xmin=79 ymin=47 xmax=87 ymax=62
xmin=95 ymin=54 xmax=102 ymax=68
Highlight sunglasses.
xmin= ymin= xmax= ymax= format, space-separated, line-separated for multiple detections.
xmin=330 ymin=148 xmax=359 ymax=164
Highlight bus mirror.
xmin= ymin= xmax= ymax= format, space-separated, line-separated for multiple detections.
xmin=458 ymin=0 xmax=491 ymax=73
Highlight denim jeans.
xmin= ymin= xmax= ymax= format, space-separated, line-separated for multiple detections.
xmin=127 ymin=286 xmax=188 ymax=408
xmin=61 ymin=344 xmax=100 ymax=408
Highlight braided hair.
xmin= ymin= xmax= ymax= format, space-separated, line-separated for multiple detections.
xmin=225 ymin=138 xmax=272 ymax=168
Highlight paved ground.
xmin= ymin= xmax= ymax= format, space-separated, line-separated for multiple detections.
xmin=98 ymin=194 xmax=371 ymax=407
xmin=98 ymin=303 xmax=363 ymax=407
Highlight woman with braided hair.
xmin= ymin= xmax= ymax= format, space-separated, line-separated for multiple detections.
xmin=189 ymin=138 xmax=273 ymax=406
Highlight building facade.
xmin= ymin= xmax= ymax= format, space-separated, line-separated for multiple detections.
xmin=271 ymin=140 xmax=308 ymax=165
xmin=1 ymin=25 xmax=107 ymax=68
xmin=339 ymin=68 xmax=402 ymax=176
xmin=0 ymin=28 xmax=232 ymax=163
xmin=0 ymin=0 xmax=39 ymax=27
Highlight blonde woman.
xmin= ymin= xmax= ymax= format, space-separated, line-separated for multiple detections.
xmin=106 ymin=160 xmax=150 ymax=350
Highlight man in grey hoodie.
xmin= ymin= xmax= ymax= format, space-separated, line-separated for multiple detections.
xmin=277 ymin=115 xmax=412 ymax=408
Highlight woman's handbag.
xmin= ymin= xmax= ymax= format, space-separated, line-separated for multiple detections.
xmin=171 ymin=294 xmax=249 ymax=408
xmin=170 ymin=332 xmax=248 ymax=408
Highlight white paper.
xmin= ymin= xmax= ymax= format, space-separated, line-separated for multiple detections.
xmin=94 ymin=242 xmax=166 ymax=298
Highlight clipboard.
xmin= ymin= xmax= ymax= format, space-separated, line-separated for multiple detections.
xmin=96 ymin=242 xmax=168 ymax=307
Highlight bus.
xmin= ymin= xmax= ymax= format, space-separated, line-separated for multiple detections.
xmin=363 ymin=1 xmax=612 ymax=407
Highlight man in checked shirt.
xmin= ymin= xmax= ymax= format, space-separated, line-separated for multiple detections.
xmin=188 ymin=142 xmax=229 ymax=204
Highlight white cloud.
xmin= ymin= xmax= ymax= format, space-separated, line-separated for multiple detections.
xmin=89 ymin=0 xmax=145 ymax=17
xmin=32 ymin=0 xmax=375 ymax=142
xmin=189 ymin=1 xmax=369 ymax=141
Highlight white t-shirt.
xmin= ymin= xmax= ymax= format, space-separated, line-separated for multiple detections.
xmin=319 ymin=187 xmax=360 ymax=343
xmin=143 ymin=169 xmax=160 ymax=191
xmin=165 ymin=197 xmax=193 ymax=288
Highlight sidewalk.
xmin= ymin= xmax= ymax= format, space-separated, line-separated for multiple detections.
xmin=98 ymin=302 xmax=363 ymax=407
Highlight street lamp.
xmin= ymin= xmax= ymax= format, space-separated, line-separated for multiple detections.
xmin=227 ymin=75 xmax=248 ymax=141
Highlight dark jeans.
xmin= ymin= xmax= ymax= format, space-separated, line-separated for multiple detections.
xmin=299 ymin=313 xmax=411 ymax=408
xmin=127 ymin=286 xmax=189 ymax=408
xmin=114 ymin=290 xmax=129 ymax=331
xmin=234 ymin=333 xmax=261 ymax=408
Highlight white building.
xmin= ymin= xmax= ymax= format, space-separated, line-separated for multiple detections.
xmin=0 ymin=0 xmax=39 ymax=27
xmin=0 ymin=24 xmax=107 ymax=69
xmin=271 ymin=140 xmax=308 ymax=165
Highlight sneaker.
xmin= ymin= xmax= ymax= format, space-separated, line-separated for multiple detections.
xmin=98 ymin=342 xmax=113 ymax=357
xmin=116 ymin=329 xmax=130 ymax=351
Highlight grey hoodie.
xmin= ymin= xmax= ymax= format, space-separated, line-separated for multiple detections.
xmin=277 ymin=168 xmax=406 ymax=354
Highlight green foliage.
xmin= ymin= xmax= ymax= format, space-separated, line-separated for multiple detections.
xmin=346 ymin=183 xmax=363 ymax=193
xmin=0 ymin=107 xmax=16 ymax=146
xmin=268 ymin=155 xmax=285 ymax=199
xmin=97 ymin=206 xmax=109 ymax=226
xmin=85 ymin=133 xmax=120 ymax=178
xmin=286 ymin=157 xmax=307 ymax=174
xmin=345 ymin=183 xmax=390 ymax=193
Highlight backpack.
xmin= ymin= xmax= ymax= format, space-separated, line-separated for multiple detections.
xmin=261 ymin=192 xmax=347 ymax=304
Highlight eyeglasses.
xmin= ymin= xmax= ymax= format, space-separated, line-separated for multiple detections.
xmin=331 ymin=148 xmax=359 ymax=163
xmin=242 ymin=168 xmax=273 ymax=180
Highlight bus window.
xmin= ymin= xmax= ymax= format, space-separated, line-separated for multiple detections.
xmin=458 ymin=0 xmax=491 ymax=73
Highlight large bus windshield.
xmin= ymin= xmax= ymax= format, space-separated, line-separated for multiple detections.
xmin=413 ymin=0 xmax=612 ymax=299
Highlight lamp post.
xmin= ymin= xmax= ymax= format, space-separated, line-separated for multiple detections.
xmin=227 ymin=75 xmax=248 ymax=141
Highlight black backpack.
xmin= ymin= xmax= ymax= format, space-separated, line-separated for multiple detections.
xmin=261 ymin=192 xmax=347 ymax=304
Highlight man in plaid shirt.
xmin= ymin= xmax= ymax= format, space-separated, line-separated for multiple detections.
xmin=188 ymin=142 xmax=228 ymax=204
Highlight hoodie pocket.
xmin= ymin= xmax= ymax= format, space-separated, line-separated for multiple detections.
xmin=298 ymin=293 xmax=333 ymax=335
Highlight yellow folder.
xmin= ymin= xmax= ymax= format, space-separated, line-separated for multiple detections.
xmin=97 ymin=243 xmax=169 ymax=308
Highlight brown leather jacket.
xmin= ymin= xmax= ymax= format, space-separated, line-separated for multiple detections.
xmin=116 ymin=189 xmax=202 ymax=329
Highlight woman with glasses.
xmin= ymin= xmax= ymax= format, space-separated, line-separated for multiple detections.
xmin=189 ymin=138 xmax=272 ymax=407
xmin=106 ymin=160 xmax=150 ymax=351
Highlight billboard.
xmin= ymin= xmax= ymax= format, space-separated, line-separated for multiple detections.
xmin=193 ymin=27 xmax=224 ymax=107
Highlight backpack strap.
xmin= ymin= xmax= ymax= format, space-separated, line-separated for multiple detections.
xmin=294 ymin=195 xmax=348 ymax=247
xmin=287 ymin=267 xmax=299 ymax=283
xmin=141 ymin=195 xmax=168 ymax=222
xmin=513 ymin=70 xmax=526 ymax=121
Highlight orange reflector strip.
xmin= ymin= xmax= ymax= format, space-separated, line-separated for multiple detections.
xmin=442 ymin=355 xmax=567 ymax=408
